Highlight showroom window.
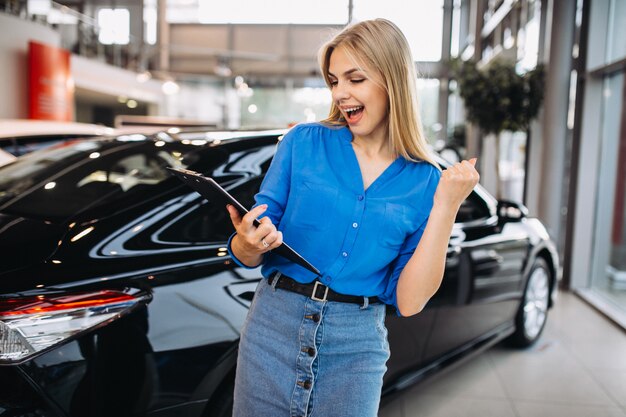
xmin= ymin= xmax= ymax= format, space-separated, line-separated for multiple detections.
xmin=97 ymin=8 xmax=130 ymax=45
xmin=239 ymin=79 xmax=440 ymax=133
xmin=352 ymin=0 xmax=444 ymax=62
xmin=589 ymin=72 xmax=626 ymax=320
xmin=571 ymin=0 xmax=626 ymax=329
xmin=416 ymin=79 xmax=441 ymax=142
xmin=167 ymin=0 xmax=348 ymax=24
xmin=240 ymin=87 xmax=331 ymax=128
xmin=144 ymin=0 xmax=157 ymax=45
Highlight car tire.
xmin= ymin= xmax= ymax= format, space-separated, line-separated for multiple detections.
xmin=508 ymin=257 xmax=551 ymax=348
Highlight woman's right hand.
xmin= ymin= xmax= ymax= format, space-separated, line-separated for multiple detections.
xmin=226 ymin=204 xmax=284 ymax=257
xmin=432 ymin=158 xmax=480 ymax=212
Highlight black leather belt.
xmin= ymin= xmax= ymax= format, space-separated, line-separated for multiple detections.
xmin=268 ymin=272 xmax=380 ymax=305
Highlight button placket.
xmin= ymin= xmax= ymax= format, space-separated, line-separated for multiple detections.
xmin=324 ymin=192 xmax=365 ymax=281
xmin=290 ymin=299 xmax=323 ymax=417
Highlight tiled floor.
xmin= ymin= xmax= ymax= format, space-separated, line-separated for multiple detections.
xmin=379 ymin=291 xmax=626 ymax=417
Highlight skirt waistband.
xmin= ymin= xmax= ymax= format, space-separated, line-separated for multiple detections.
xmin=268 ymin=272 xmax=381 ymax=305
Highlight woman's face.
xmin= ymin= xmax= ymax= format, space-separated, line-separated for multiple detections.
xmin=328 ymin=46 xmax=389 ymax=142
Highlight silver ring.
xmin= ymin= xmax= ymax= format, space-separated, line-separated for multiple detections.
xmin=262 ymin=239 xmax=270 ymax=248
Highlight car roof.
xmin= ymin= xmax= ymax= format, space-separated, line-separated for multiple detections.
xmin=0 ymin=120 xmax=287 ymax=141
xmin=170 ymin=128 xmax=287 ymax=142
xmin=0 ymin=119 xmax=116 ymax=138
xmin=0 ymin=149 xmax=16 ymax=166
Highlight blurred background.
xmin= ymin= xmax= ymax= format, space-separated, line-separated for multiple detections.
xmin=0 ymin=0 xmax=624 ymax=330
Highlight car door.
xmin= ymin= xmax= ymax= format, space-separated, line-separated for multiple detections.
xmin=384 ymin=304 xmax=436 ymax=386
xmin=122 ymin=140 xmax=276 ymax=412
xmin=422 ymin=187 xmax=529 ymax=362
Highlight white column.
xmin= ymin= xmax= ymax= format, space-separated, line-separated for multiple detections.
xmin=157 ymin=0 xmax=169 ymax=72
xmin=535 ymin=0 xmax=576 ymax=250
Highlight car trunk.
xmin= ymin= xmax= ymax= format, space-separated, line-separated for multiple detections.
xmin=0 ymin=213 xmax=68 ymax=276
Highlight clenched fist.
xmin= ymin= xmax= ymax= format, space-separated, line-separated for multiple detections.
xmin=433 ymin=158 xmax=480 ymax=211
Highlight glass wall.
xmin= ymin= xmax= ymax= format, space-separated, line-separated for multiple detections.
xmin=573 ymin=0 xmax=626 ymax=327
xmin=239 ymin=87 xmax=332 ymax=128
xmin=590 ymin=72 xmax=626 ymax=313
xmin=165 ymin=0 xmax=349 ymax=24
xmin=352 ymin=0 xmax=444 ymax=62
xmin=239 ymin=79 xmax=441 ymax=139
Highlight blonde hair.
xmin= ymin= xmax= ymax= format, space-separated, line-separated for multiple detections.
xmin=319 ymin=19 xmax=439 ymax=168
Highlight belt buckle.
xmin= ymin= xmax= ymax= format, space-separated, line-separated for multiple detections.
xmin=311 ymin=281 xmax=329 ymax=302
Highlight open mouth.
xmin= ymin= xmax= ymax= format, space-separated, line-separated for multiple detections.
xmin=344 ymin=106 xmax=364 ymax=123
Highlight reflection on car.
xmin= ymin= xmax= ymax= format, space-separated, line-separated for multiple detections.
xmin=0 ymin=129 xmax=559 ymax=417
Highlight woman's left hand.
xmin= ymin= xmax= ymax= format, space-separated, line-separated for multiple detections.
xmin=433 ymin=158 xmax=480 ymax=211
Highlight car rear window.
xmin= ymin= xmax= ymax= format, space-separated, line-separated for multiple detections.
xmin=0 ymin=139 xmax=188 ymax=222
xmin=0 ymin=134 xmax=101 ymax=156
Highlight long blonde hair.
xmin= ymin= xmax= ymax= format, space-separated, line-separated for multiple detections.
xmin=319 ymin=19 xmax=439 ymax=168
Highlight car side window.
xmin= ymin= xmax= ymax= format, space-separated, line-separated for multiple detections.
xmin=158 ymin=176 xmax=264 ymax=244
xmin=158 ymin=143 xmax=276 ymax=244
xmin=455 ymin=192 xmax=491 ymax=224
xmin=1 ymin=146 xmax=183 ymax=221
xmin=77 ymin=152 xmax=172 ymax=192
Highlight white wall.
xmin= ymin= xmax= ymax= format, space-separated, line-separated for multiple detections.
xmin=71 ymin=55 xmax=164 ymax=106
xmin=0 ymin=13 xmax=168 ymax=120
xmin=163 ymin=83 xmax=225 ymax=126
xmin=0 ymin=13 xmax=61 ymax=118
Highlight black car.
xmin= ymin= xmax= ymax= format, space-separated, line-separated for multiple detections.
xmin=0 ymin=129 xmax=559 ymax=417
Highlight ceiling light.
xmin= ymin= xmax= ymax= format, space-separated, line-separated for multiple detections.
xmin=162 ymin=80 xmax=180 ymax=95
xmin=214 ymin=63 xmax=232 ymax=77
xmin=136 ymin=71 xmax=152 ymax=83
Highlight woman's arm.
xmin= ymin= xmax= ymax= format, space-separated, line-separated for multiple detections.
xmin=225 ymin=125 xmax=298 ymax=268
xmin=396 ymin=159 xmax=479 ymax=317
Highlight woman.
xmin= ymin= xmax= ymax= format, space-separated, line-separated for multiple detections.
xmin=226 ymin=18 xmax=479 ymax=417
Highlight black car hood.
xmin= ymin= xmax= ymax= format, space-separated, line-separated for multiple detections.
xmin=0 ymin=213 xmax=69 ymax=275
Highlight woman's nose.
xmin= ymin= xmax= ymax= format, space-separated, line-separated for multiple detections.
xmin=332 ymin=81 xmax=350 ymax=101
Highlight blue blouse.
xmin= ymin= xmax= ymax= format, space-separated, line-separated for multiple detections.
xmin=228 ymin=122 xmax=441 ymax=313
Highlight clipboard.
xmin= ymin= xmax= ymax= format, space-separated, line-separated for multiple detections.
xmin=167 ymin=167 xmax=321 ymax=275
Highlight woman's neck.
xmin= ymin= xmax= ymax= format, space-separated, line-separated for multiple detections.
xmin=352 ymin=134 xmax=393 ymax=160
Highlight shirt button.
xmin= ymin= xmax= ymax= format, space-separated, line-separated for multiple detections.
xmin=342 ymin=252 xmax=348 ymax=258
xmin=312 ymin=314 xmax=320 ymax=322
xmin=352 ymin=222 xmax=358 ymax=228
xmin=358 ymin=195 xmax=364 ymax=201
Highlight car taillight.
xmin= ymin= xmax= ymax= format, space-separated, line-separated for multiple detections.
xmin=0 ymin=288 xmax=151 ymax=364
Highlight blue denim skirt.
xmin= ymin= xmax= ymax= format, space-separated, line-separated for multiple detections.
xmin=233 ymin=278 xmax=390 ymax=417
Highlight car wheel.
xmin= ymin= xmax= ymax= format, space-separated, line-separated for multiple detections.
xmin=508 ymin=257 xmax=551 ymax=348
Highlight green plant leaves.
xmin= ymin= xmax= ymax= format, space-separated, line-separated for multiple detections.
xmin=449 ymin=58 xmax=545 ymax=134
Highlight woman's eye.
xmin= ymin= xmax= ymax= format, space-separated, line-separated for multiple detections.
xmin=329 ymin=80 xmax=338 ymax=87
xmin=351 ymin=79 xmax=365 ymax=84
